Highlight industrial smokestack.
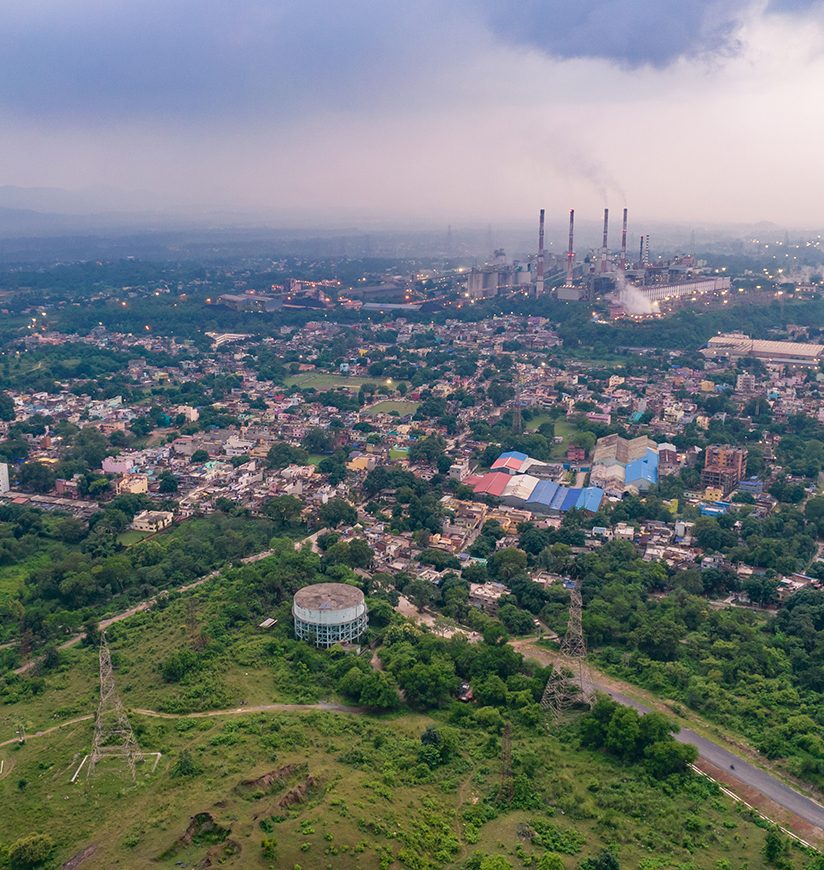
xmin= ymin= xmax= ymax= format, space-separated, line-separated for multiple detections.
xmin=620 ymin=208 xmax=628 ymax=272
xmin=601 ymin=208 xmax=609 ymax=273
xmin=639 ymin=235 xmax=644 ymax=267
xmin=566 ymin=209 xmax=575 ymax=285
xmin=534 ymin=208 xmax=545 ymax=298
xmin=644 ymin=234 xmax=650 ymax=265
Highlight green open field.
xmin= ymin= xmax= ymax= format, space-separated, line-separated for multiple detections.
xmin=284 ymin=373 xmax=380 ymax=391
xmin=116 ymin=530 xmax=152 ymax=547
xmin=525 ymin=417 xmax=586 ymax=460
xmin=364 ymin=400 xmax=419 ymax=417
xmin=0 ymin=569 xmax=814 ymax=869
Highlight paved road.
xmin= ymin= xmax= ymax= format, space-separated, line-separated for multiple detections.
xmin=513 ymin=639 xmax=824 ymax=835
xmin=605 ymin=685 xmax=824 ymax=833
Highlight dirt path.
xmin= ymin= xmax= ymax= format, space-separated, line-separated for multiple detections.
xmin=0 ymin=702 xmax=366 ymax=752
xmin=132 ymin=701 xmax=366 ymax=719
xmin=0 ymin=715 xmax=93 ymax=748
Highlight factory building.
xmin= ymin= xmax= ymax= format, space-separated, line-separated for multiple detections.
xmin=589 ymin=435 xmax=659 ymax=496
xmin=629 ymin=276 xmax=731 ymax=303
xmin=293 ymin=583 xmax=368 ymax=648
xmin=465 ymin=250 xmax=533 ymax=300
xmin=703 ymin=333 xmax=824 ymax=366
xmin=701 ymin=446 xmax=748 ymax=496
xmin=464 ymin=452 xmax=604 ymax=516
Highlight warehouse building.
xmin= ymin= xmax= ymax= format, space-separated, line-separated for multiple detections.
xmin=589 ymin=435 xmax=659 ymax=496
xmin=465 ymin=453 xmax=604 ymax=516
xmin=703 ymin=333 xmax=824 ymax=366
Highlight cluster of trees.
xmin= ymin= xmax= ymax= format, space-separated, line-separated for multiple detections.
xmin=580 ymin=696 xmax=697 ymax=777
xmin=692 ymin=508 xmax=816 ymax=575
xmin=8 ymin=509 xmax=280 ymax=647
xmin=363 ymin=466 xmax=445 ymax=535
xmin=571 ymin=540 xmax=824 ymax=788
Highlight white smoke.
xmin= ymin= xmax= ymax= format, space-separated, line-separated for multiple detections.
xmin=613 ymin=270 xmax=660 ymax=316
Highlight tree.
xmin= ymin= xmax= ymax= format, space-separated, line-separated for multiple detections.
xmin=644 ymin=740 xmax=697 ymax=777
xmin=302 ymin=427 xmax=333 ymax=454
xmin=262 ymin=494 xmax=303 ymax=531
xmin=762 ymin=829 xmax=789 ymax=866
xmin=579 ymin=851 xmax=620 ymax=870
xmin=6 ymin=833 xmax=54 ymax=868
xmin=267 ymin=441 xmax=310 ymax=469
xmin=158 ymin=471 xmax=179 ymax=493
xmin=191 ymin=449 xmax=209 ymax=463
xmin=406 ymin=577 xmax=436 ymax=611
xmin=0 ymin=390 xmax=15 ymax=421
xmin=604 ymin=705 xmax=641 ymax=760
xmin=17 ymin=462 xmax=56 ymax=493
xmin=488 ymin=547 xmax=528 ymax=582
xmin=171 ymin=749 xmax=201 ymax=777
xmin=358 ymin=671 xmax=400 ymax=710
xmin=318 ymin=498 xmax=357 ymax=528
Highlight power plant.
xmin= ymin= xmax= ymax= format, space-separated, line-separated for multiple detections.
xmin=464 ymin=207 xmax=730 ymax=315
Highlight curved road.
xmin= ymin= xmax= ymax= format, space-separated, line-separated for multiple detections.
xmin=606 ymin=685 xmax=824 ymax=833
xmin=512 ymin=639 xmax=824 ymax=837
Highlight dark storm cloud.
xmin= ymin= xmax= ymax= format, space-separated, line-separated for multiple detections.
xmin=476 ymin=0 xmax=752 ymax=67
xmin=1 ymin=0 xmax=822 ymax=124
xmin=478 ymin=0 xmax=824 ymax=67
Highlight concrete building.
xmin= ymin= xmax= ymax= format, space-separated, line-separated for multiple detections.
xmin=0 ymin=462 xmax=9 ymax=495
xmin=701 ymin=445 xmax=748 ymax=496
xmin=115 ymin=474 xmax=149 ymax=495
xmin=131 ymin=510 xmax=174 ymax=533
xmin=293 ymin=583 xmax=368 ymax=648
xmin=703 ymin=333 xmax=824 ymax=366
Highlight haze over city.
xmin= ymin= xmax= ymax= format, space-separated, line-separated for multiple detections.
xmin=2 ymin=0 xmax=824 ymax=228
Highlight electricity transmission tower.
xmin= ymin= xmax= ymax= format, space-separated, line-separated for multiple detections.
xmin=498 ymin=721 xmax=514 ymax=806
xmin=88 ymin=633 xmax=143 ymax=779
xmin=541 ymin=583 xmax=594 ymax=718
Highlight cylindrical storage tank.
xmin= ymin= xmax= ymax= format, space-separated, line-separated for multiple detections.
xmin=293 ymin=583 xmax=368 ymax=648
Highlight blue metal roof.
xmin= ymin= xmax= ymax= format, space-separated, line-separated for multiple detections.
xmin=561 ymin=488 xmax=582 ymax=511
xmin=549 ymin=486 xmax=569 ymax=510
xmin=525 ymin=479 xmax=559 ymax=507
xmin=498 ymin=450 xmax=528 ymax=461
xmin=626 ymin=457 xmax=658 ymax=485
xmin=575 ymin=487 xmax=604 ymax=512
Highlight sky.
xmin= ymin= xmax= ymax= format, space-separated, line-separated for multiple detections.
xmin=1 ymin=0 xmax=823 ymax=228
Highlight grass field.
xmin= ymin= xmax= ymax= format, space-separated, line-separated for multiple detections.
xmin=529 ymin=417 xmax=586 ymax=460
xmin=284 ymin=373 xmax=381 ymax=391
xmin=0 ymin=571 xmax=814 ymax=869
xmin=364 ymin=400 xmax=419 ymax=417
xmin=117 ymin=530 xmax=152 ymax=547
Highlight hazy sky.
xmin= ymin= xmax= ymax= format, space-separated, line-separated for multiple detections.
xmin=1 ymin=0 xmax=823 ymax=226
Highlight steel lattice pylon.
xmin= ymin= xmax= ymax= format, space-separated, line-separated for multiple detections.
xmin=541 ymin=583 xmax=594 ymax=718
xmin=88 ymin=633 xmax=143 ymax=779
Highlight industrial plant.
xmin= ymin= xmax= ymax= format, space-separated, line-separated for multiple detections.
xmin=464 ymin=206 xmax=731 ymax=317
xmin=293 ymin=582 xmax=368 ymax=648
